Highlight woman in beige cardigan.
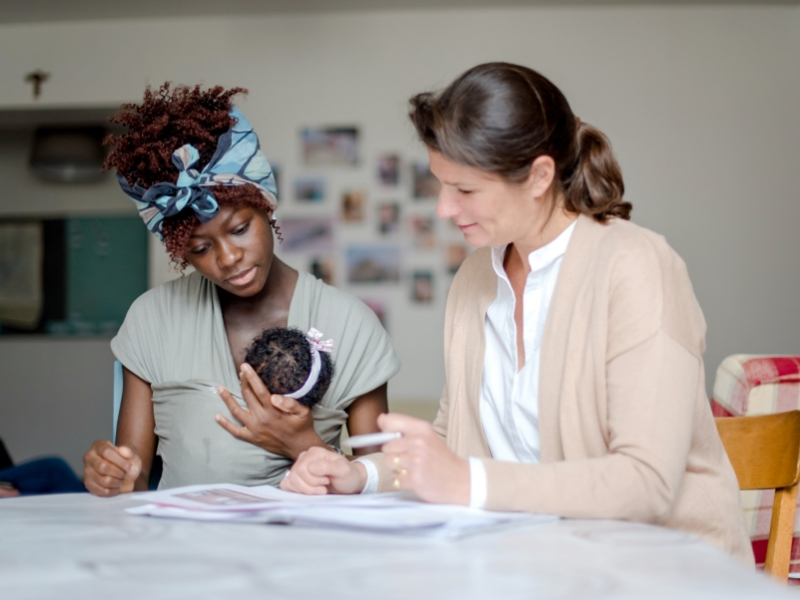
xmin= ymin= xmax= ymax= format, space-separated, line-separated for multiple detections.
xmin=282 ymin=63 xmax=753 ymax=565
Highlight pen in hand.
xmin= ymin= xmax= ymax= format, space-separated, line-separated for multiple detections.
xmin=344 ymin=431 xmax=402 ymax=449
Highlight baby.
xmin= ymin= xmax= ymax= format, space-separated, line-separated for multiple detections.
xmin=244 ymin=327 xmax=335 ymax=408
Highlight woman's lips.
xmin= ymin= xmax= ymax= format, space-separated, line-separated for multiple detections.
xmin=457 ymin=223 xmax=476 ymax=232
xmin=226 ymin=266 xmax=257 ymax=286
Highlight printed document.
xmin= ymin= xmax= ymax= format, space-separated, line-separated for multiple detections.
xmin=126 ymin=483 xmax=556 ymax=538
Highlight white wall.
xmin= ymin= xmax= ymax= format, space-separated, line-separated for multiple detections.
xmin=1 ymin=6 xmax=799 ymax=471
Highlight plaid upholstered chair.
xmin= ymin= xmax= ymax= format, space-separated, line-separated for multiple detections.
xmin=712 ymin=355 xmax=800 ymax=579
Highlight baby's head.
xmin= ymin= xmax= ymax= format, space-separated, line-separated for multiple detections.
xmin=244 ymin=327 xmax=335 ymax=408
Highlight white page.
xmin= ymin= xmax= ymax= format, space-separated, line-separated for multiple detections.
xmin=135 ymin=483 xmax=425 ymax=512
xmin=127 ymin=489 xmax=558 ymax=539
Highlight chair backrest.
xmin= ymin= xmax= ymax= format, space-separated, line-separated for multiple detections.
xmin=716 ymin=411 xmax=800 ymax=582
xmin=112 ymin=360 xmax=123 ymax=445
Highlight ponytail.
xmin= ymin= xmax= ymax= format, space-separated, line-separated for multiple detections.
xmin=408 ymin=62 xmax=632 ymax=223
xmin=563 ymin=121 xmax=631 ymax=222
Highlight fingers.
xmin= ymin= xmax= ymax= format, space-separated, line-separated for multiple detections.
xmin=119 ymin=447 xmax=142 ymax=481
xmin=83 ymin=440 xmax=138 ymax=497
xmin=84 ymin=478 xmax=121 ymax=497
xmin=217 ymin=386 xmax=252 ymax=426
xmin=239 ymin=363 xmax=272 ymax=409
xmin=308 ymin=454 xmax=351 ymax=479
xmin=270 ymin=394 xmax=310 ymax=418
xmin=281 ymin=457 xmax=328 ymax=495
xmin=94 ymin=440 xmax=132 ymax=472
xmin=281 ymin=471 xmax=326 ymax=495
xmin=215 ymin=413 xmax=255 ymax=443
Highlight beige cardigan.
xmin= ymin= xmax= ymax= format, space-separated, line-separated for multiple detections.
xmin=369 ymin=215 xmax=753 ymax=565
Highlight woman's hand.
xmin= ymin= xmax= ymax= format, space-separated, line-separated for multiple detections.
xmin=82 ymin=441 xmax=142 ymax=497
xmin=215 ymin=363 xmax=328 ymax=460
xmin=380 ymin=413 xmax=470 ymax=505
xmin=280 ymin=446 xmax=367 ymax=495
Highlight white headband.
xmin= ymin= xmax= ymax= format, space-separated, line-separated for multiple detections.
xmin=284 ymin=328 xmax=334 ymax=400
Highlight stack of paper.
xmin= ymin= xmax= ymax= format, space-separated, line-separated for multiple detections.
xmin=126 ymin=483 xmax=556 ymax=538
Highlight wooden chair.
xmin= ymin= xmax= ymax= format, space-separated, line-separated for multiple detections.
xmin=716 ymin=411 xmax=800 ymax=582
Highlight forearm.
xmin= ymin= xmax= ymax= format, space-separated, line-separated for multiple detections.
xmin=483 ymin=331 xmax=699 ymax=520
xmin=481 ymin=454 xmax=676 ymax=521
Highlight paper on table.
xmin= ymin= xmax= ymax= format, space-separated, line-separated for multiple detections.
xmin=133 ymin=483 xmax=415 ymax=512
xmin=127 ymin=483 xmax=558 ymax=538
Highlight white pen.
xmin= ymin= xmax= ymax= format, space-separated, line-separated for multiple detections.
xmin=344 ymin=431 xmax=402 ymax=449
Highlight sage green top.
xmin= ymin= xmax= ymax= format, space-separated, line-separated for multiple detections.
xmin=111 ymin=270 xmax=400 ymax=489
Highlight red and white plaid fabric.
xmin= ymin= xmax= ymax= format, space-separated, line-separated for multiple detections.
xmin=712 ymin=355 xmax=800 ymax=578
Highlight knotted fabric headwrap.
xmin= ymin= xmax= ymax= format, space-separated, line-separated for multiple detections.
xmin=116 ymin=107 xmax=278 ymax=241
xmin=284 ymin=328 xmax=334 ymax=400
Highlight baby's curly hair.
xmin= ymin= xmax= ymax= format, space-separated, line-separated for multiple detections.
xmin=103 ymin=83 xmax=278 ymax=269
xmin=245 ymin=327 xmax=335 ymax=409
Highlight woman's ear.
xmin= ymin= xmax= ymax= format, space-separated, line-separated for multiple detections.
xmin=528 ymin=155 xmax=557 ymax=199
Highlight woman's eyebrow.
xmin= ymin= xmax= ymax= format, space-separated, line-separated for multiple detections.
xmin=189 ymin=210 xmax=241 ymax=238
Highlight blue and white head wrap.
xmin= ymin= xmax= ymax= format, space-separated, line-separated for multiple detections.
xmin=116 ymin=107 xmax=278 ymax=241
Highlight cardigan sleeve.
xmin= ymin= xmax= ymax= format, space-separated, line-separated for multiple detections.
xmin=480 ymin=328 xmax=699 ymax=520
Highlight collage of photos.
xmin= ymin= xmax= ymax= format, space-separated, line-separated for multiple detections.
xmin=280 ymin=124 xmax=471 ymax=330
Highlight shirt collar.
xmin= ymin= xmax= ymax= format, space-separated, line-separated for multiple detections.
xmin=490 ymin=218 xmax=578 ymax=279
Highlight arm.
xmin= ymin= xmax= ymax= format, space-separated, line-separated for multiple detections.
xmin=83 ymin=366 xmax=156 ymax=496
xmin=481 ymin=329 xmax=698 ymax=520
xmin=345 ymin=383 xmax=388 ymax=456
xmin=115 ymin=367 xmax=157 ymax=491
xmin=277 ymin=385 xmax=388 ymax=495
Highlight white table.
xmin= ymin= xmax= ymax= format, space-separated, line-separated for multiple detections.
xmin=0 ymin=493 xmax=790 ymax=599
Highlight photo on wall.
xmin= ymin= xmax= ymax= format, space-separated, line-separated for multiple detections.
xmin=411 ymin=270 xmax=434 ymax=303
xmin=412 ymin=162 xmax=441 ymax=200
xmin=378 ymin=202 xmax=400 ymax=235
xmin=345 ymin=245 xmax=401 ymax=284
xmin=377 ymin=153 xmax=400 ymax=186
xmin=278 ymin=217 xmax=334 ymax=254
xmin=341 ymin=190 xmax=365 ymax=222
xmin=410 ymin=215 xmax=435 ymax=250
xmin=445 ymin=243 xmax=469 ymax=275
xmin=358 ymin=297 xmax=388 ymax=330
xmin=309 ymin=256 xmax=335 ymax=286
xmin=301 ymin=126 xmax=359 ymax=167
xmin=294 ymin=176 xmax=326 ymax=202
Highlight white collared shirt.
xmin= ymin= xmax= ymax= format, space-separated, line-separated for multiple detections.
xmin=469 ymin=220 xmax=577 ymax=508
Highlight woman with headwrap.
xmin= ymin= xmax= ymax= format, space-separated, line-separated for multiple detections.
xmin=82 ymin=84 xmax=399 ymax=495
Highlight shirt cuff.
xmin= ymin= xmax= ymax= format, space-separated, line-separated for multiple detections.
xmin=469 ymin=457 xmax=488 ymax=509
xmin=353 ymin=457 xmax=379 ymax=494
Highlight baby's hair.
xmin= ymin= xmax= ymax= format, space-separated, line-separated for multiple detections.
xmin=244 ymin=327 xmax=335 ymax=408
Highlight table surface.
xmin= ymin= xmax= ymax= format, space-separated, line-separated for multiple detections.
xmin=0 ymin=493 xmax=791 ymax=600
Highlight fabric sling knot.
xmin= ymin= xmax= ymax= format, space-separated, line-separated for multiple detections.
xmin=116 ymin=107 xmax=278 ymax=240
xmin=284 ymin=328 xmax=334 ymax=400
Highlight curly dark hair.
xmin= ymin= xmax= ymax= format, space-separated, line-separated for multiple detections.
xmin=103 ymin=83 xmax=279 ymax=269
xmin=245 ymin=327 xmax=335 ymax=409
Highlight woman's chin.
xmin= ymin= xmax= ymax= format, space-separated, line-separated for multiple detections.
xmin=461 ymin=230 xmax=492 ymax=249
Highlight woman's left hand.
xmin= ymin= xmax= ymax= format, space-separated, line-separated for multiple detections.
xmin=215 ymin=363 xmax=327 ymax=460
xmin=379 ymin=413 xmax=470 ymax=505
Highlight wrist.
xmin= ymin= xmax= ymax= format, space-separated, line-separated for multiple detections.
xmin=352 ymin=461 xmax=367 ymax=493
xmin=286 ymin=430 xmax=326 ymax=460
xmin=452 ymin=458 xmax=471 ymax=506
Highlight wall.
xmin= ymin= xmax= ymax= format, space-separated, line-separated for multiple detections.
xmin=0 ymin=5 xmax=799 ymax=472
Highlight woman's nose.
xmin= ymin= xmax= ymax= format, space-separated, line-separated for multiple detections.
xmin=217 ymin=240 xmax=243 ymax=268
xmin=436 ymin=188 xmax=459 ymax=221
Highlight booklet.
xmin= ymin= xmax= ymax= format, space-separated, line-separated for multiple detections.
xmin=126 ymin=483 xmax=557 ymax=538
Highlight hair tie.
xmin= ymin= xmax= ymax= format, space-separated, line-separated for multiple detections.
xmin=284 ymin=328 xmax=334 ymax=400
xmin=116 ymin=107 xmax=278 ymax=241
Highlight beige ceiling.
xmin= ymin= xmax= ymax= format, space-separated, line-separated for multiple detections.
xmin=0 ymin=0 xmax=797 ymax=25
